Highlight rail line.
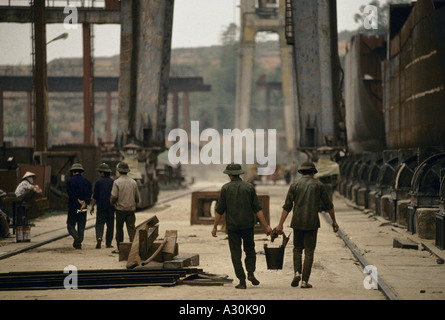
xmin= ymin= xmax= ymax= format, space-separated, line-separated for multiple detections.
xmin=0 ymin=184 xmax=216 ymax=261
xmin=321 ymin=211 xmax=399 ymax=300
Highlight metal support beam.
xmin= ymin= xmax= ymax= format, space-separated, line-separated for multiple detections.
xmin=106 ymin=91 xmax=112 ymax=143
xmin=33 ymin=0 xmax=48 ymax=152
xmin=118 ymin=0 xmax=174 ymax=148
xmin=0 ymin=76 xmax=210 ymax=93
xmin=183 ymin=91 xmax=190 ymax=137
xmin=83 ymin=23 xmax=94 ymax=145
xmin=0 ymin=6 xmax=120 ymax=24
xmin=27 ymin=92 xmax=32 ymax=147
xmin=291 ymin=0 xmax=343 ymax=151
xmin=235 ymin=0 xmax=298 ymax=156
xmin=0 ymin=85 xmax=3 ymax=148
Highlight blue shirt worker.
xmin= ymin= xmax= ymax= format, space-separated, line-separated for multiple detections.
xmin=90 ymin=163 xmax=115 ymax=249
xmin=66 ymin=163 xmax=92 ymax=249
xmin=212 ymin=163 xmax=272 ymax=289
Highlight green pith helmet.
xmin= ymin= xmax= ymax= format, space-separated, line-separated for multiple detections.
xmin=97 ymin=163 xmax=111 ymax=173
xmin=116 ymin=162 xmax=130 ymax=173
xmin=298 ymin=161 xmax=318 ymax=174
xmin=70 ymin=163 xmax=85 ymax=172
xmin=223 ymin=163 xmax=244 ymax=175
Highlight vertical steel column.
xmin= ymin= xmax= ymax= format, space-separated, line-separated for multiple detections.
xmin=183 ymin=91 xmax=190 ymax=137
xmin=277 ymin=4 xmax=298 ymax=155
xmin=33 ymin=0 xmax=48 ymax=152
xmin=117 ymin=0 xmax=134 ymax=146
xmin=235 ymin=0 xmax=298 ymax=156
xmin=83 ymin=23 xmax=94 ymax=145
xmin=291 ymin=0 xmax=341 ymax=149
xmin=0 ymin=85 xmax=3 ymax=148
xmin=118 ymin=0 xmax=174 ymax=148
xmin=235 ymin=0 xmax=256 ymax=130
xmin=27 ymin=92 xmax=32 ymax=147
xmin=106 ymin=91 xmax=111 ymax=143
xmin=172 ymin=86 xmax=179 ymax=129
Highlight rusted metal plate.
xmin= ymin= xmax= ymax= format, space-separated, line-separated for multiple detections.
xmin=344 ymin=34 xmax=386 ymax=154
xmin=384 ymin=1 xmax=445 ymax=149
xmin=190 ymin=191 xmax=270 ymax=232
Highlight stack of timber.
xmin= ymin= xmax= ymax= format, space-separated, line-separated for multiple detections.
xmin=119 ymin=215 xmax=199 ymax=270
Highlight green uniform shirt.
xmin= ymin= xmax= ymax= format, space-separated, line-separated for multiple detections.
xmin=282 ymin=176 xmax=333 ymax=230
xmin=215 ymin=177 xmax=262 ymax=231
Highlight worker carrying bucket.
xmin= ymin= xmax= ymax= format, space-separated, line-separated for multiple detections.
xmin=274 ymin=161 xmax=339 ymax=288
xmin=264 ymin=228 xmax=291 ymax=270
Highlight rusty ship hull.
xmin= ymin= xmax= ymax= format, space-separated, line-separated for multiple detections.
xmin=345 ymin=34 xmax=387 ymax=154
xmin=383 ymin=0 xmax=445 ymax=150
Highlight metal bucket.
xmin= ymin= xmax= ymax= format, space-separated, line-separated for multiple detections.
xmin=264 ymin=244 xmax=285 ymax=270
xmin=22 ymin=225 xmax=31 ymax=242
xmin=16 ymin=226 xmax=23 ymax=243
xmin=264 ymin=231 xmax=291 ymax=270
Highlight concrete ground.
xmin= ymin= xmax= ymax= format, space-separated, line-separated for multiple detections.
xmin=0 ymin=179 xmax=444 ymax=301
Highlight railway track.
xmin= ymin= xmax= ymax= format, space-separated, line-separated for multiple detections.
xmin=321 ymin=211 xmax=398 ymax=300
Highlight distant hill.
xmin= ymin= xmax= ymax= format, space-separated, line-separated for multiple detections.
xmin=1 ymin=36 xmax=356 ymax=146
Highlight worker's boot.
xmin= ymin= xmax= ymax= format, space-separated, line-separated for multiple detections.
xmin=301 ymin=281 xmax=312 ymax=289
xmin=96 ymin=238 xmax=102 ymax=249
xmin=73 ymin=236 xmax=81 ymax=249
xmin=291 ymin=272 xmax=301 ymax=287
xmin=247 ymin=273 xmax=260 ymax=286
xmin=235 ymin=279 xmax=247 ymax=289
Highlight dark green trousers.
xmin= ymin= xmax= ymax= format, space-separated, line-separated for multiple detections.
xmin=115 ymin=210 xmax=136 ymax=247
xmin=227 ymin=228 xmax=256 ymax=281
xmin=293 ymin=229 xmax=318 ymax=282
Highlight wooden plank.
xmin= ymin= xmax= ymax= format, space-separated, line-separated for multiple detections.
xmin=126 ymin=216 xmax=159 ymax=269
xmin=393 ymin=237 xmax=418 ymax=250
xmin=139 ymin=227 xmax=159 ymax=260
xmin=146 ymin=241 xmax=166 ymax=262
xmin=141 ymin=240 xmax=167 ymax=266
xmin=118 ymin=242 xmax=132 ymax=261
xmin=163 ymin=253 xmax=199 ymax=269
xmin=162 ymin=230 xmax=178 ymax=261
xmin=139 ymin=230 xmax=149 ymax=260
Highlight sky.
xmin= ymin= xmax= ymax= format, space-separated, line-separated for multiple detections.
xmin=0 ymin=0 xmax=374 ymax=66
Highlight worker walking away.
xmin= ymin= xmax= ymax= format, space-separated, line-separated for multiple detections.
xmin=66 ymin=163 xmax=92 ymax=249
xmin=212 ymin=163 xmax=272 ymax=289
xmin=90 ymin=163 xmax=115 ymax=249
xmin=276 ymin=161 xmax=339 ymax=288
xmin=110 ymin=162 xmax=140 ymax=253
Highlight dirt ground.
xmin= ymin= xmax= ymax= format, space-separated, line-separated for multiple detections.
xmin=1 ymin=173 xmax=445 ymax=302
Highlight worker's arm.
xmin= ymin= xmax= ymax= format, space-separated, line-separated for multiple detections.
xmin=256 ymin=210 xmax=272 ymax=235
xmin=212 ymin=213 xmax=225 ymax=237
xmin=276 ymin=209 xmax=290 ymax=234
xmin=276 ymin=183 xmax=294 ymax=234
xmin=90 ymin=198 xmax=96 ymax=215
xmin=110 ymin=182 xmax=118 ymax=207
xmin=328 ymin=207 xmax=339 ymax=232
